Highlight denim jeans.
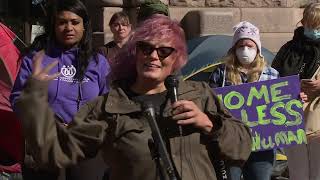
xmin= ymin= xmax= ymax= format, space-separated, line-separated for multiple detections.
xmin=0 ymin=172 xmax=23 ymax=180
xmin=229 ymin=150 xmax=275 ymax=180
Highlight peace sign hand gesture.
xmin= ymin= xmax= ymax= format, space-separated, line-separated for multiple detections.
xmin=31 ymin=50 xmax=60 ymax=81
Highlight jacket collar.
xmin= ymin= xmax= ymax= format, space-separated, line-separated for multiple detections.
xmin=105 ymin=78 xmax=198 ymax=115
xmin=105 ymin=81 xmax=141 ymax=114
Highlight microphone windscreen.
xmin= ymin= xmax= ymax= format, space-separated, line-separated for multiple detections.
xmin=164 ymin=75 xmax=179 ymax=89
xmin=142 ymin=101 xmax=156 ymax=118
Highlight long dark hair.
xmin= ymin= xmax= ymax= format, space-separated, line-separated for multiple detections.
xmin=30 ymin=0 xmax=96 ymax=80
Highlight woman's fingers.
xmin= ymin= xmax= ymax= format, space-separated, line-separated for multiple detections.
xmin=36 ymin=62 xmax=60 ymax=81
xmin=172 ymin=100 xmax=194 ymax=114
xmin=177 ymin=118 xmax=195 ymax=125
xmin=31 ymin=50 xmax=59 ymax=81
xmin=46 ymin=72 xmax=61 ymax=81
xmin=173 ymin=111 xmax=195 ymax=120
xmin=43 ymin=60 xmax=59 ymax=74
xmin=32 ymin=50 xmax=45 ymax=75
xmin=172 ymin=100 xmax=200 ymax=121
xmin=299 ymin=92 xmax=308 ymax=102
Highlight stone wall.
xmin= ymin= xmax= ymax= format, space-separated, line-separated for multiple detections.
xmin=294 ymin=0 xmax=320 ymax=7
xmin=97 ymin=0 xmax=319 ymax=7
xmin=171 ymin=0 xmax=317 ymax=7
xmin=171 ymin=0 xmax=291 ymax=7
xmin=99 ymin=7 xmax=303 ymax=53
xmin=88 ymin=0 xmax=316 ymax=53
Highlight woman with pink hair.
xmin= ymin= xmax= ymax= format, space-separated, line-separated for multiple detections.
xmin=13 ymin=15 xmax=252 ymax=180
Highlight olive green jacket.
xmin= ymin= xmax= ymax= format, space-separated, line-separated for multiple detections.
xmin=17 ymin=78 xmax=252 ymax=180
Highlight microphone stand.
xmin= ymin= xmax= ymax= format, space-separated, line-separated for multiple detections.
xmin=143 ymin=103 xmax=178 ymax=180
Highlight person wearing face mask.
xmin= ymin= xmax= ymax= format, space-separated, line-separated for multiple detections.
xmin=272 ymin=3 xmax=320 ymax=180
xmin=209 ymin=21 xmax=279 ymax=180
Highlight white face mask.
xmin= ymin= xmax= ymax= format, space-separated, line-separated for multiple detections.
xmin=235 ymin=46 xmax=257 ymax=65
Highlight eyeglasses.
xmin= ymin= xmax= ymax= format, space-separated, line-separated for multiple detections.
xmin=136 ymin=41 xmax=176 ymax=60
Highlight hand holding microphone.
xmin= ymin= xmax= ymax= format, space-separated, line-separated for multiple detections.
xmin=171 ymin=100 xmax=213 ymax=134
xmin=165 ymin=75 xmax=213 ymax=134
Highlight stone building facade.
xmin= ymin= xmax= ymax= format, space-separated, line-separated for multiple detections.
xmin=87 ymin=0 xmax=320 ymax=53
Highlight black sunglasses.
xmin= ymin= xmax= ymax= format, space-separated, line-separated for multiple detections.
xmin=136 ymin=41 xmax=176 ymax=59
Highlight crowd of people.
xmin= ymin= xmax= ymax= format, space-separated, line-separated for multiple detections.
xmin=1 ymin=0 xmax=320 ymax=180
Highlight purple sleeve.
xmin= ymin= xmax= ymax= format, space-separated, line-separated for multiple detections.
xmin=97 ymin=54 xmax=111 ymax=95
xmin=10 ymin=55 xmax=33 ymax=112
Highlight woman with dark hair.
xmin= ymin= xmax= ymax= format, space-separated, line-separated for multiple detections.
xmin=14 ymin=15 xmax=251 ymax=180
xmin=10 ymin=0 xmax=110 ymax=180
xmin=99 ymin=11 xmax=132 ymax=63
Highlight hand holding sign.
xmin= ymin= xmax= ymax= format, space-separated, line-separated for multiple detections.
xmin=299 ymin=92 xmax=308 ymax=103
xmin=301 ymin=78 xmax=320 ymax=99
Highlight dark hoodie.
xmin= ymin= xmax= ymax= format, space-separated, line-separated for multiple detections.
xmin=272 ymin=26 xmax=320 ymax=79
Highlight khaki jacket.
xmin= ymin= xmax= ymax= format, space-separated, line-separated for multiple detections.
xmin=17 ymin=78 xmax=252 ymax=180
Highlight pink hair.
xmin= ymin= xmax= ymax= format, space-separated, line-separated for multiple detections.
xmin=111 ymin=14 xmax=187 ymax=81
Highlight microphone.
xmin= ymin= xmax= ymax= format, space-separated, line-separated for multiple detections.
xmin=142 ymin=102 xmax=156 ymax=124
xmin=164 ymin=75 xmax=179 ymax=104
xmin=164 ymin=75 xmax=182 ymax=136
xmin=142 ymin=102 xmax=178 ymax=180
